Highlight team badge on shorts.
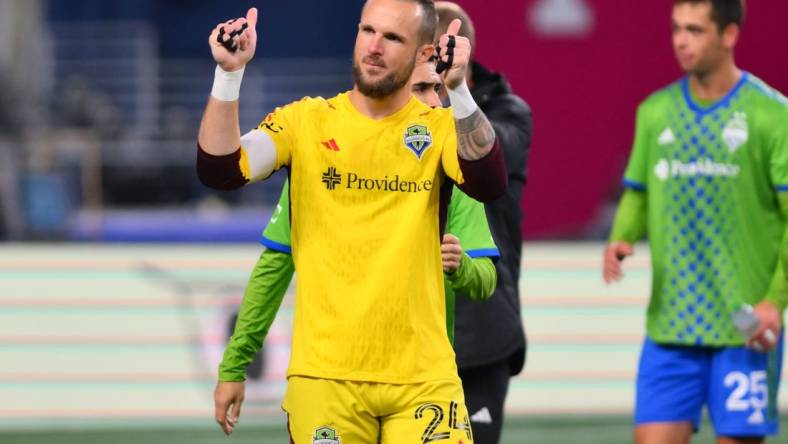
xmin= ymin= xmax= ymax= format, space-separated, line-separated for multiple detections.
xmin=313 ymin=425 xmax=340 ymax=444
xmin=403 ymin=124 xmax=433 ymax=159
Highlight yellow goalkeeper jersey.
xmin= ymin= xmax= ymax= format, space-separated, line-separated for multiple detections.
xmin=257 ymin=92 xmax=465 ymax=384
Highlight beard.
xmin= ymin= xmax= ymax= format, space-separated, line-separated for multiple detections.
xmin=352 ymin=54 xmax=415 ymax=99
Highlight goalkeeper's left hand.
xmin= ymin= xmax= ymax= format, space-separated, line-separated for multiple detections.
xmin=435 ymin=19 xmax=471 ymax=90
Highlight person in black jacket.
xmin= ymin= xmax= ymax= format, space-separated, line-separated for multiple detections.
xmin=436 ymin=3 xmax=533 ymax=443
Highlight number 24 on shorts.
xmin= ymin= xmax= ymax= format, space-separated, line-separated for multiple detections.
xmin=415 ymin=401 xmax=473 ymax=443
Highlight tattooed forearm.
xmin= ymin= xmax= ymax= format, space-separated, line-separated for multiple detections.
xmin=455 ymin=108 xmax=496 ymax=160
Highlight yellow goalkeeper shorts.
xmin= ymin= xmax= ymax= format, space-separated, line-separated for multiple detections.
xmin=282 ymin=375 xmax=474 ymax=443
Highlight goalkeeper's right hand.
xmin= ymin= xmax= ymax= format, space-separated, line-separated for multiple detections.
xmin=208 ymin=7 xmax=258 ymax=72
xmin=603 ymin=241 xmax=633 ymax=284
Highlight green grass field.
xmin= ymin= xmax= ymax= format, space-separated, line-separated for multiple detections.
xmin=1 ymin=416 xmax=786 ymax=444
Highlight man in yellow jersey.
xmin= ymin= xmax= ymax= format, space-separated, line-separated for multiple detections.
xmin=195 ymin=1 xmax=507 ymax=442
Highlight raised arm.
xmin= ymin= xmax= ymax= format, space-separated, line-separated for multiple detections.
xmin=198 ymin=8 xmax=258 ymax=155
xmin=438 ymin=19 xmax=495 ymax=160
xmin=437 ymin=19 xmax=507 ymax=201
xmin=197 ymin=8 xmax=282 ymax=191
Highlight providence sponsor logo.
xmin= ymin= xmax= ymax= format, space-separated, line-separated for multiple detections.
xmin=321 ymin=167 xmax=342 ymax=190
xmin=320 ymin=167 xmax=432 ymax=193
xmin=654 ymin=158 xmax=740 ymax=181
xmin=346 ymin=172 xmax=433 ymax=193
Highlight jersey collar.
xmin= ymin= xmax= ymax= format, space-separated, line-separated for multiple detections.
xmin=340 ymin=92 xmax=422 ymax=124
xmin=681 ymin=71 xmax=749 ymax=116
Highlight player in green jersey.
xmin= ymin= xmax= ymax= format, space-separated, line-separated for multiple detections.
xmin=214 ymin=55 xmax=500 ymax=435
xmin=603 ymin=1 xmax=788 ymax=443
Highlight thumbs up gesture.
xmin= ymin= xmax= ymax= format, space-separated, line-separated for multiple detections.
xmin=208 ymin=8 xmax=259 ymax=72
xmin=435 ymin=18 xmax=471 ymax=90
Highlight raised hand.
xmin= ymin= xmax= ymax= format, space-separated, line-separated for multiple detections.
xmin=435 ymin=19 xmax=471 ymax=90
xmin=208 ymin=7 xmax=259 ymax=72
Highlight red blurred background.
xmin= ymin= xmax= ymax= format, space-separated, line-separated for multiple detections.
xmin=461 ymin=0 xmax=788 ymax=238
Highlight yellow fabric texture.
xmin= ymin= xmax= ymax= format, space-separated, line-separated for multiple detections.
xmin=282 ymin=376 xmax=473 ymax=444
xmin=258 ymin=92 xmax=464 ymax=384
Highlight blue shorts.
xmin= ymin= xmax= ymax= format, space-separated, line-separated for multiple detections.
xmin=635 ymin=335 xmax=784 ymax=437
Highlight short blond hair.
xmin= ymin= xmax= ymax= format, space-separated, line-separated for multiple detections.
xmin=365 ymin=0 xmax=438 ymax=45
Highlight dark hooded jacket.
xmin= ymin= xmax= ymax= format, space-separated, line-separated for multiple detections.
xmin=454 ymin=62 xmax=532 ymax=374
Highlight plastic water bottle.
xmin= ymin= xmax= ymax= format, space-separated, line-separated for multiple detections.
xmin=731 ymin=304 xmax=760 ymax=340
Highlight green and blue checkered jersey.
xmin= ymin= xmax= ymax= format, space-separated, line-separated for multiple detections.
xmin=623 ymin=72 xmax=788 ymax=346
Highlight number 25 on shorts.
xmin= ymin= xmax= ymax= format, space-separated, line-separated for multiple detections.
xmin=724 ymin=370 xmax=769 ymax=424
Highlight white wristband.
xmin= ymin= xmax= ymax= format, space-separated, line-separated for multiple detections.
xmin=211 ymin=65 xmax=245 ymax=101
xmin=447 ymin=81 xmax=478 ymax=119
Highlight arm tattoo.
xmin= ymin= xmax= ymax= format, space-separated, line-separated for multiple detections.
xmin=455 ymin=108 xmax=496 ymax=160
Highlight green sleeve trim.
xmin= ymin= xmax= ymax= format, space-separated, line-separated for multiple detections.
xmin=218 ymin=249 xmax=294 ymax=381
xmin=609 ymin=188 xmax=647 ymax=243
xmin=767 ymin=193 xmax=788 ymax=313
xmin=261 ymin=181 xmax=292 ymax=247
xmin=446 ymin=254 xmax=497 ymax=301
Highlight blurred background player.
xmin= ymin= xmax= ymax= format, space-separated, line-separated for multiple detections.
xmin=197 ymin=0 xmax=507 ymax=441
xmin=216 ymin=55 xmax=500 ymax=405
xmin=603 ymin=1 xmax=788 ymax=443
xmin=435 ymin=3 xmax=533 ymax=443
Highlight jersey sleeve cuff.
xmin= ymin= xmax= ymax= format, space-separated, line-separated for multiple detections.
xmin=218 ymin=366 xmax=246 ymax=382
xmin=457 ymin=139 xmax=508 ymax=202
xmin=260 ymin=236 xmax=292 ymax=254
xmin=196 ymin=144 xmax=249 ymax=190
xmin=466 ymin=248 xmax=500 ymax=259
xmin=218 ymin=373 xmax=245 ymax=382
xmin=623 ymin=178 xmax=646 ymax=191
